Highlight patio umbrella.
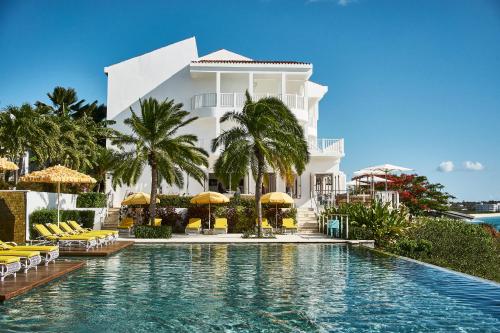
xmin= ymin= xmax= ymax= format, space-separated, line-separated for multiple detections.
xmin=0 ymin=158 xmax=19 ymax=171
xmin=260 ymin=192 xmax=294 ymax=228
xmin=20 ymin=165 xmax=96 ymax=225
xmin=365 ymin=164 xmax=412 ymax=191
xmin=190 ymin=191 xmax=229 ymax=230
xmin=122 ymin=192 xmax=159 ymax=206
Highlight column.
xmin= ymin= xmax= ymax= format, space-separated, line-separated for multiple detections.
xmin=215 ymin=72 xmax=221 ymax=107
xmin=248 ymin=72 xmax=254 ymax=98
xmin=281 ymin=73 xmax=286 ymax=101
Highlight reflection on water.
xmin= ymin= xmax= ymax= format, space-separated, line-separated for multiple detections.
xmin=0 ymin=244 xmax=498 ymax=332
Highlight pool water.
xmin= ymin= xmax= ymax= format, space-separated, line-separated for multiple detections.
xmin=0 ymin=244 xmax=499 ymax=332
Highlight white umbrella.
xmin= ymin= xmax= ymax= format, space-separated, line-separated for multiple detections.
xmin=364 ymin=164 xmax=412 ymax=191
xmin=358 ymin=175 xmax=391 ymax=183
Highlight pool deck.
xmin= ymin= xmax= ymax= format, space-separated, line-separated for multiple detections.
xmin=0 ymin=260 xmax=85 ymax=301
xmin=59 ymin=241 xmax=135 ymax=257
xmin=123 ymin=234 xmax=375 ymax=246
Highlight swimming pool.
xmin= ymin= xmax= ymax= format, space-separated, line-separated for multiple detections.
xmin=0 ymin=244 xmax=499 ymax=332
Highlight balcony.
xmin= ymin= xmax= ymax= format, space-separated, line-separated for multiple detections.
xmin=191 ymin=92 xmax=305 ymax=111
xmin=308 ymin=138 xmax=344 ymax=156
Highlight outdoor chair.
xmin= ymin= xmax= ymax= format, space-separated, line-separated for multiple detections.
xmin=117 ymin=217 xmax=134 ymax=236
xmin=0 ymin=240 xmax=59 ymax=265
xmin=47 ymin=223 xmax=108 ymax=247
xmin=0 ymin=250 xmax=42 ymax=273
xmin=327 ymin=219 xmax=340 ymax=238
xmin=186 ymin=218 xmax=202 ymax=234
xmin=0 ymin=256 xmax=22 ymax=281
xmin=213 ymin=218 xmax=228 ymax=234
xmin=65 ymin=221 xmax=118 ymax=243
xmin=256 ymin=218 xmax=273 ymax=236
xmin=33 ymin=224 xmax=98 ymax=251
xmin=281 ymin=218 xmax=297 ymax=234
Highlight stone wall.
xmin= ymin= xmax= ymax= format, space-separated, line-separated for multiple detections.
xmin=0 ymin=191 xmax=26 ymax=243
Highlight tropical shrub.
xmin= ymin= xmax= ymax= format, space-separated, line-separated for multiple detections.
xmin=324 ymin=201 xmax=409 ymax=245
xmin=134 ymin=225 xmax=172 ymax=239
xmin=77 ymin=192 xmax=106 ymax=208
xmin=400 ymin=218 xmax=500 ymax=281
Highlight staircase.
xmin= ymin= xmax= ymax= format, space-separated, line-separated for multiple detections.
xmin=102 ymin=208 xmax=121 ymax=230
xmin=296 ymin=208 xmax=320 ymax=234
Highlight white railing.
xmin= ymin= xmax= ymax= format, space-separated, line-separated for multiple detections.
xmin=191 ymin=92 xmax=305 ymax=110
xmin=191 ymin=93 xmax=217 ymax=109
xmin=308 ymin=138 xmax=344 ymax=155
xmin=375 ymin=191 xmax=400 ymax=208
xmin=220 ymin=93 xmax=246 ymax=108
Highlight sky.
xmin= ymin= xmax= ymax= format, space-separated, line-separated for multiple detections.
xmin=1 ymin=0 xmax=499 ymax=201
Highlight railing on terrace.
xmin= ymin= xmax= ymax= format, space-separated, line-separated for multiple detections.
xmin=191 ymin=92 xmax=305 ymax=111
xmin=308 ymin=138 xmax=344 ymax=155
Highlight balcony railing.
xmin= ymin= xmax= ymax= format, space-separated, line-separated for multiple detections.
xmin=191 ymin=92 xmax=305 ymax=111
xmin=308 ymin=138 xmax=344 ymax=155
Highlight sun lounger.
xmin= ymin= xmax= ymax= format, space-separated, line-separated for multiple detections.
xmin=186 ymin=218 xmax=202 ymax=234
xmin=34 ymin=224 xmax=98 ymax=250
xmin=0 ymin=256 xmax=22 ymax=281
xmin=66 ymin=221 xmax=118 ymax=241
xmin=47 ymin=223 xmax=108 ymax=247
xmin=0 ymin=241 xmax=59 ymax=265
xmin=149 ymin=218 xmax=162 ymax=227
xmin=282 ymin=218 xmax=297 ymax=234
xmin=213 ymin=218 xmax=228 ymax=234
xmin=0 ymin=250 xmax=42 ymax=273
xmin=117 ymin=217 xmax=134 ymax=235
xmin=256 ymin=218 xmax=273 ymax=235
xmin=63 ymin=221 xmax=117 ymax=243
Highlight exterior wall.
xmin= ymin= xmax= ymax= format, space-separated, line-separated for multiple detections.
xmin=105 ymin=38 xmax=345 ymax=208
xmin=0 ymin=191 xmax=26 ymax=243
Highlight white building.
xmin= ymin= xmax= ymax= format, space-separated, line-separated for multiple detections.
xmin=475 ymin=202 xmax=499 ymax=213
xmin=105 ymin=37 xmax=346 ymax=208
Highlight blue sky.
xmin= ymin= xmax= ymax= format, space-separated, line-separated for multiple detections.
xmin=1 ymin=0 xmax=499 ymax=201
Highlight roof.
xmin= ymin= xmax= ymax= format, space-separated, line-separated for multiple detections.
xmin=192 ymin=59 xmax=311 ymax=65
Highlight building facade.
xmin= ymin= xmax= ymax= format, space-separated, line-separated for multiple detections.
xmin=105 ymin=37 xmax=346 ymax=208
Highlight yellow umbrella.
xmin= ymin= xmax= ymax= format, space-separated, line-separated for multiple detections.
xmin=260 ymin=192 xmax=294 ymax=228
xmin=190 ymin=191 xmax=229 ymax=229
xmin=0 ymin=158 xmax=19 ymax=171
xmin=122 ymin=192 xmax=159 ymax=206
xmin=20 ymin=165 xmax=96 ymax=225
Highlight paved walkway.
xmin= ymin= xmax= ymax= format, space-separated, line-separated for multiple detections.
xmin=119 ymin=233 xmax=374 ymax=246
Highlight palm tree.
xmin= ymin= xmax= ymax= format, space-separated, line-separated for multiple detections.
xmin=112 ymin=97 xmax=208 ymax=224
xmin=0 ymin=104 xmax=59 ymax=180
xmin=212 ymin=92 xmax=309 ymax=236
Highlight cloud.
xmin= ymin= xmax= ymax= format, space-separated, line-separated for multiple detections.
xmin=437 ymin=161 xmax=454 ymax=173
xmin=463 ymin=161 xmax=484 ymax=171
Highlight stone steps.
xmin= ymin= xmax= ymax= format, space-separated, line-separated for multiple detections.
xmin=103 ymin=208 xmax=121 ymax=230
xmin=296 ymin=208 xmax=319 ymax=234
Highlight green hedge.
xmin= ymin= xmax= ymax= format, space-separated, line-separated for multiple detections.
xmin=388 ymin=218 xmax=500 ymax=282
xmin=77 ymin=192 xmax=107 ymax=208
xmin=134 ymin=225 xmax=172 ymax=239
xmin=158 ymin=195 xmax=192 ymax=208
xmin=29 ymin=208 xmax=95 ymax=238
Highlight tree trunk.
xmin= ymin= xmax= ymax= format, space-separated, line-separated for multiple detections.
xmin=255 ymin=152 xmax=265 ymax=237
xmin=150 ymin=159 xmax=158 ymax=225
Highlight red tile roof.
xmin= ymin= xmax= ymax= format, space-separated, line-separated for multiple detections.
xmin=192 ymin=60 xmax=311 ymax=65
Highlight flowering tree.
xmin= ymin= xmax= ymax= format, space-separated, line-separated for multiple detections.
xmin=375 ymin=174 xmax=454 ymax=215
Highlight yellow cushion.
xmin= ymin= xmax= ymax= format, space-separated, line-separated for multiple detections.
xmin=187 ymin=218 xmax=201 ymax=229
xmin=282 ymin=218 xmax=297 ymax=229
xmin=2 ymin=245 xmax=58 ymax=252
xmin=0 ymin=256 xmax=20 ymax=264
xmin=214 ymin=218 xmax=227 ymax=229
xmin=0 ymin=250 xmax=40 ymax=258
xmin=256 ymin=218 xmax=272 ymax=229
